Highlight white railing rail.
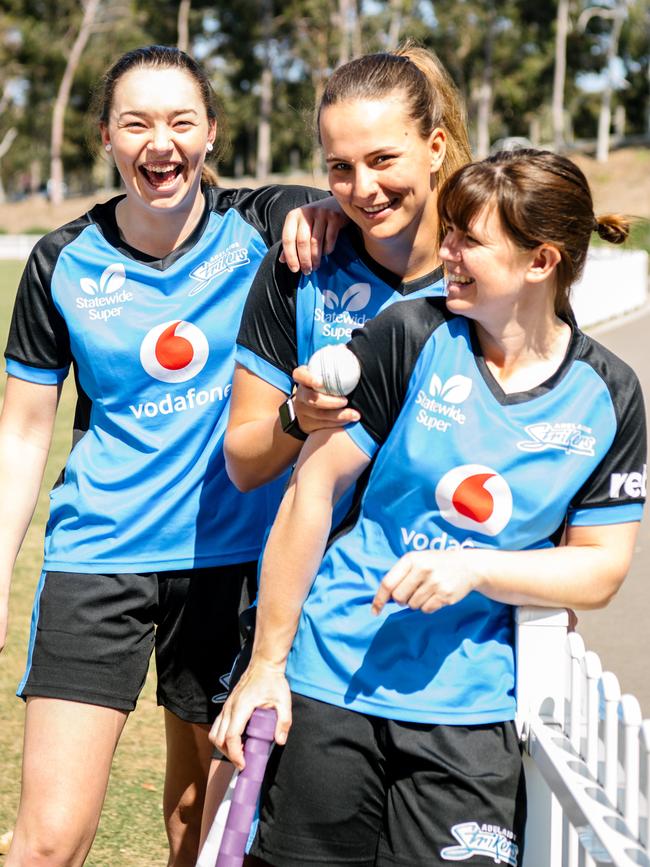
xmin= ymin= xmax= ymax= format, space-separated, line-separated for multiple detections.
xmin=0 ymin=234 xmax=40 ymax=260
xmin=516 ymin=606 xmax=650 ymax=867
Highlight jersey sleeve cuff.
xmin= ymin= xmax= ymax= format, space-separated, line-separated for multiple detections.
xmin=5 ymin=358 xmax=69 ymax=384
xmin=568 ymin=503 xmax=644 ymax=526
xmin=235 ymin=345 xmax=293 ymax=394
xmin=344 ymin=421 xmax=378 ymax=458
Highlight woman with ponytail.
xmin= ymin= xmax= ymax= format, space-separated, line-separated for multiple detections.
xmin=215 ymin=150 xmax=645 ymax=866
xmin=0 ymin=44 xmax=344 ymax=867
xmin=223 ymin=42 xmax=472 ymax=491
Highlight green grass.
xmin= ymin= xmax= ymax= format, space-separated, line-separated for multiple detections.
xmin=0 ymin=261 xmax=168 ymax=866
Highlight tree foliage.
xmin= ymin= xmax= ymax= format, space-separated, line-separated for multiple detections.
xmin=0 ymin=0 xmax=648 ymax=196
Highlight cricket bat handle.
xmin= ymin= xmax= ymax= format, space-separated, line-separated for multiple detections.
xmin=215 ymin=707 xmax=277 ymax=867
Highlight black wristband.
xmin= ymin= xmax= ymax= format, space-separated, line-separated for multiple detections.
xmin=278 ymin=396 xmax=308 ymax=441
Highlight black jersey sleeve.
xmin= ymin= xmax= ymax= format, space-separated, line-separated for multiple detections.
xmin=5 ymin=232 xmax=72 ymax=372
xmin=211 ymin=184 xmax=328 ymax=248
xmin=236 ymin=241 xmax=301 ymax=378
xmin=346 ymin=297 xmax=448 ymax=446
xmin=570 ymin=340 xmax=647 ymax=515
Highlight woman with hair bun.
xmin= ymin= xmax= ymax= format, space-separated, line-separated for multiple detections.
xmin=0 ymin=44 xmax=344 ymax=867
xmin=215 ymin=149 xmax=645 ymax=866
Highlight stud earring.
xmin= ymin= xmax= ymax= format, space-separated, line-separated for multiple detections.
xmin=105 ymin=143 xmax=112 ymax=152
xmin=206 ymin=142 xmax=214 ymax=153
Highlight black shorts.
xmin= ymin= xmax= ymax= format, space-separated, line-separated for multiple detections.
xmin=250 ymin=693 xmax=526 ymax=867
xmin=18 ymin=564 xmax=257 ymax=724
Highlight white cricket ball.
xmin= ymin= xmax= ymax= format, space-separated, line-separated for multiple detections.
xmin=307 ymin=344 xmax=361 ymax=396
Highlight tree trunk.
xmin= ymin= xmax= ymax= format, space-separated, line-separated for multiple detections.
xmin=256 ymin=66 xmax=272 ymax=179
xmin=352 ymin=0 xmax=362 ymax=57
xmin=256 ymin=0 xmax=273 ymax=180
xmin=0 ymin=127 xmax=17 ymax=204
xmin=337 ymin=0 xmax=352 ymax=66
xmin=475 ymin=4 xmax=495 ymax=159
xmin=50 ymin=0 xmax=101 ymax=206
xmin=177 ymin=0 xmax=191 ymax=52
xmin=552 ymin=0 xmax=570 ymax=151
xmin=596 ymin=8 xmax=625 ymax=163
xmin=387 ymin=0 xmax=404 ymax=50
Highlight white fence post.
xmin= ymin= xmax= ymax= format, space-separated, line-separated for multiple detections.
xmin=516 ymin=606 xmax=569 ymax=867
xmin=517 ymin=606 xmax=650 ymax=866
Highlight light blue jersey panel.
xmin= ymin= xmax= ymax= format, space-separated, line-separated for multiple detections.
xmin=286 ymin=314 xmax=643 ymax=724
xmin=15 ymin=210 xmax=285 ymax=572
xmin=295 ymin=232 xmax=445 ymax=366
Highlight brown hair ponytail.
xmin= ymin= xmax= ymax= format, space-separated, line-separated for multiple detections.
xmin=595 ymin=214 xmax=629 ymax=245
xmin=393 ymin=40 xmax=472 ymax=188
xmin=317 ymin=43 xmax=471 ymax=193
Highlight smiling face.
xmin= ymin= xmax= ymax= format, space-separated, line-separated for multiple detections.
xmin=101 ymin=66 xmax=215 ymax=214
xmin=440 ymin=203 xmax=544 ymax=324
xmin=319 ymin=96 xmax=445 ymax=255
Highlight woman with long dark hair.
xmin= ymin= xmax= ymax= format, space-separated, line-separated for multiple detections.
xmin=0 ymin=44 xmax=341 ymax=867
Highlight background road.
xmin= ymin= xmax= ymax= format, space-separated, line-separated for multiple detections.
xmin=577 ymin=305 xmax=650 ymax=716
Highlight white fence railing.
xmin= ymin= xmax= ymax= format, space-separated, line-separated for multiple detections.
xmin=572 ymin=248 xmax=649 ymax=329
xmin=516 ymin=607 xmax=650 ymax=866
xmin=0 ymin=234 xmax=40 ymax=260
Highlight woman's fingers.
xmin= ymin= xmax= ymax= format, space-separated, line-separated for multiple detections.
xmin=372 ymin=555 xmax=414 ymax=615
xmin=281 ymin=209 xmax=318 ymax=274
xmin=281 ymin=201 xmax=347 ymax=273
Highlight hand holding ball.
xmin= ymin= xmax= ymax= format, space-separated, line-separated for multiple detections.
xmin=307 ymin=345 xmax=361 ymax=396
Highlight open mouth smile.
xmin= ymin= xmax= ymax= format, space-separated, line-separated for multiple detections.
xmin=139 ymin=163 xmax=184 ymax=189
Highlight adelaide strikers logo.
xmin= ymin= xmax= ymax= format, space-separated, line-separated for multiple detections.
xmin=435 ymin=464 xmax=512 ymax=537
xmin=139 ymin=320 xmax=209 ymax=383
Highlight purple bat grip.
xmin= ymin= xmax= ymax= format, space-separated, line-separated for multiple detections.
xmin=215 ymin=707 xmax=277 ymax=867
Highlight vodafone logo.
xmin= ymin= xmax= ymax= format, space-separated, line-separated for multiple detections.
xmin=435 ymin=464 xmax=512 ymax=536
xmin=140 ymin=320 xmax=209 ymax=383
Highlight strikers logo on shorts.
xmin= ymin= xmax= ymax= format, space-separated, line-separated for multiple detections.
xmin=435 ymin=464 xmax=512 ymax=536
xmin=140 ymin=320 xmax=209 ymax=383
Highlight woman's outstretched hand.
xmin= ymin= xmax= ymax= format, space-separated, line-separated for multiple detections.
xmin=210 ymin=659 xmax=292 ymax=770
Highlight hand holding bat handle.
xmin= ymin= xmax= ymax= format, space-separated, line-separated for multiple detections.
xmin=215 ymin=707 xmax=277 ymax=867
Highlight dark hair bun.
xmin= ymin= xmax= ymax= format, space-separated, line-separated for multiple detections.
xmin=595 ymin=214 xmax=629 ymax=245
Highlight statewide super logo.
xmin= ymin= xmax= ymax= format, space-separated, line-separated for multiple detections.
xmin=323 ymin=282 xmax=370 ymax=313
xmin=415 ymin=373 xmax=472 ymax=433
xmin=314 ymin=282 xmax=371 ymax=340
xmin=140 ymin=321 xmax=209 ymax=383
xmin=76 ymin=263 xmax=134 ymax=322
xmin=435 ymin=464 xmax=512 ymax=536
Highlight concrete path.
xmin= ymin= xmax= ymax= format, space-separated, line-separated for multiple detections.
xmin=576 ymin=305 xmax=650 ymax=716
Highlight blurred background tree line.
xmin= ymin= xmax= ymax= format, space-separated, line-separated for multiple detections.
xmin=0 ymin=0 xmax=648 ymax=204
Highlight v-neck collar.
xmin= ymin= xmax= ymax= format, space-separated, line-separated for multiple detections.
xmin=468 ymin=318 xmax=584 ymax=406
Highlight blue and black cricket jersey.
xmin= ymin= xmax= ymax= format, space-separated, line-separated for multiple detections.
xmin=235 ymin=224 xmax=446 ymax=393
xmin=285 ymin=298 xmax=646 ymax=724
xmin=4 ymin=184 xmax=325 ymax=573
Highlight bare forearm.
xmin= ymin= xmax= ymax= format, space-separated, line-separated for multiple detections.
xmin=473 ymin=534 xmax=634 ymax=610
xmin=0 ymin=431 xmax=51 ymax=588
xmin=225 ymin=415 xmax=303 ymax=491
xmin=375 ymin=523 xmax=638 ymax=616
xmin=253 ymin=482 xmax=333 ymax=666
